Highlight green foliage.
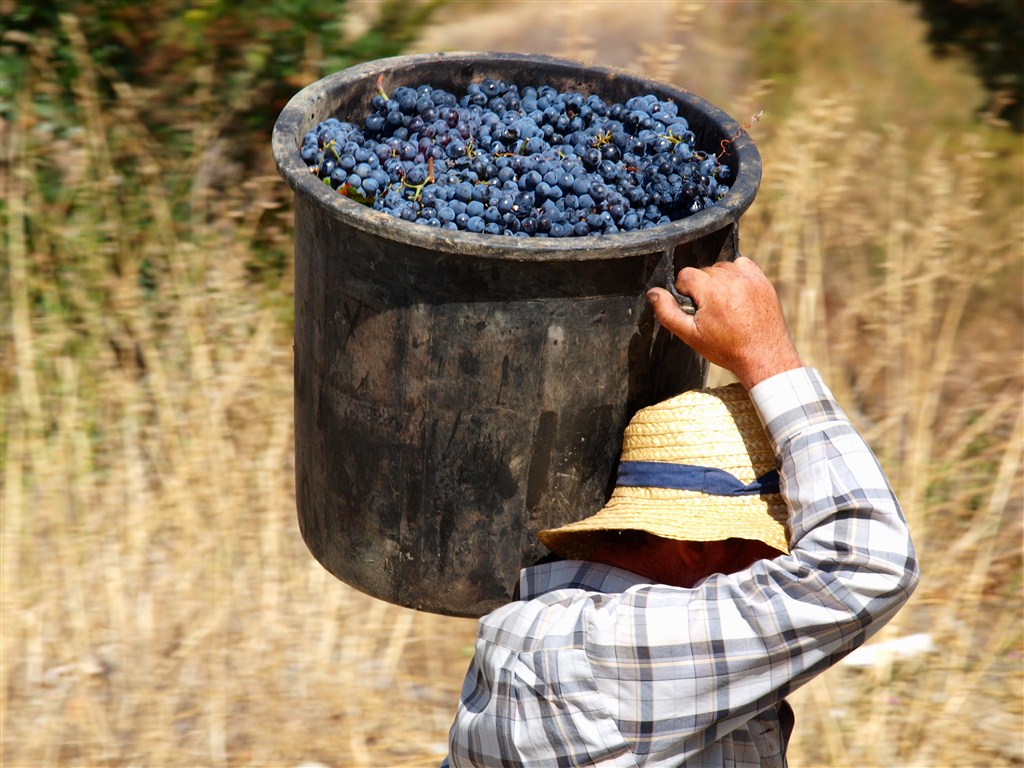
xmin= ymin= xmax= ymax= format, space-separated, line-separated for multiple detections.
xmin=1 ymin=0 xmax=449 ymax=286
xmin=905 ymin=0 xmax=1024 ymax=130
xmin=747 ymin=5 xmax=812 ymax=116
xmin=1 ymin=0 xmax=449 ymax=154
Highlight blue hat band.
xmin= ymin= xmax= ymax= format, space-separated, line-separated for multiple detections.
xmin=616 ymin=461 xmax=781 ymax=497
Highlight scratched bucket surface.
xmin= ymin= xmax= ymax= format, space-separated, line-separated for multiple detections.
xmin=272 ymin=52 xmax=761 ymax=617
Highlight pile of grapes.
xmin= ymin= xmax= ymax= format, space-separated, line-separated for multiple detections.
xmin=299 ymin=78 xmax=734 ymax=237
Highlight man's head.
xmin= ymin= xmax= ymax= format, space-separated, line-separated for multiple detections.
xmin=537 ymin=383 xmax=789 ymax=585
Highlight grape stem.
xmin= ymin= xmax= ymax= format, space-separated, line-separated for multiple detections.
xmin=401 ymin=156 xmax=435 ymax=201
xmin=718 ymin=110 xmax=764 ymax=159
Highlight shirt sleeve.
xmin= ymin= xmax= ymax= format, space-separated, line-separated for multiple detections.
xmin=585 ymin=367 xmax=921 ymax=761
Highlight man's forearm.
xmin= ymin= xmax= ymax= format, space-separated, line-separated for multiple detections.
xmin=751 ymin=367 xmax=921 ymax=636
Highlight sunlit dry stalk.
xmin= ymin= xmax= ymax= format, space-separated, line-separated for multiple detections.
xmin=910 ymin=409 xmax=1022 ymax=763
xmin=560 ymin=1 xmax=597 ymax=64
xmin=636 ymin=3 xmax=695 ymax=84
xmin=732 ymin=75 xmax=1022 ymax=766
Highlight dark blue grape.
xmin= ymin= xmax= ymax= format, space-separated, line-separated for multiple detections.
xmin=404 ymin=166 xmax=427 ymax=186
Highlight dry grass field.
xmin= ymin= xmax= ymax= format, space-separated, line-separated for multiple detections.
xmin=2 ymin=2 xmax=1022 ymax=766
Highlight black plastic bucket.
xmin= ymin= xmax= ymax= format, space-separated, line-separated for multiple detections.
xmin=272 ymin=52 xmax=761 ymax=617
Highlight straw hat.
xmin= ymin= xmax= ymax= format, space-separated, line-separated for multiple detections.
xmin=537 ymin=383 xmax=790 ymax=559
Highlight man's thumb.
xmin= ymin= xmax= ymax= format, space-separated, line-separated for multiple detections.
xmin=646 ymin=288 xmax=696 ymax=340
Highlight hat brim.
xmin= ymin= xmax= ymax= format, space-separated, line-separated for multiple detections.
xmin=537 ymin=486 xmax=790 ymax=560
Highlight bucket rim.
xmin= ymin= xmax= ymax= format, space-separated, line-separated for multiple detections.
xmin=272 ymin=51 xmax=761 ymax=262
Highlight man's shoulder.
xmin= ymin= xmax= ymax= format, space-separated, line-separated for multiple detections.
xmin=473 ymin=560 xmax=650 ymax=651
xmin=518 ymin=559 xmax=653 ymax=601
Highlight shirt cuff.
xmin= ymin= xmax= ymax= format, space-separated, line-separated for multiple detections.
xmin=747 ymin=367 xmax=845 ymax=448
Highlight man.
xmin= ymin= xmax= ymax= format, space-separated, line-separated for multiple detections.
xmin=441 ymin=256 xmax=920 ymax=767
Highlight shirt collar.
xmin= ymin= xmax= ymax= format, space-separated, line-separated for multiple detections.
xmin=518 ymin=559 xmax=653 ymax=600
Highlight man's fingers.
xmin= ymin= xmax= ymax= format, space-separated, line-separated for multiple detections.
xmin=674 ymin=266 xmax=711 ymax=308
xmin=730 ymin=254 xmax=766 ymax=278
xmin=675 ymin=265 xmax=710 ymax=289
xmin=646 ymin=287 xmax=697 ymax=339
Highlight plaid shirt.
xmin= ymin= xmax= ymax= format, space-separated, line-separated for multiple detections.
xmin=442 ymin=368 xmax=920 ymax=767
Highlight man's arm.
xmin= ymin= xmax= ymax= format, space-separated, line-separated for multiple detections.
xmin=580 ymin=258 xmax=921 ymax=761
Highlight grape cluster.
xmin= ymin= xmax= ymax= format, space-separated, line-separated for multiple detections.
xmin=300 ymin=79 xmax=734 ymax=237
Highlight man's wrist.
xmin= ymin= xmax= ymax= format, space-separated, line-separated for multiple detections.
xmin=735 ymin=350 xmax=804 ymax=390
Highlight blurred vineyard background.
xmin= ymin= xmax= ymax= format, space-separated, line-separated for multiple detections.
xmin=1 ymin=1 xmax=1021 ymax=766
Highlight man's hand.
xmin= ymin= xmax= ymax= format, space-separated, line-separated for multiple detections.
xmin=646 ymin=256 xmax=803 ymax=390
